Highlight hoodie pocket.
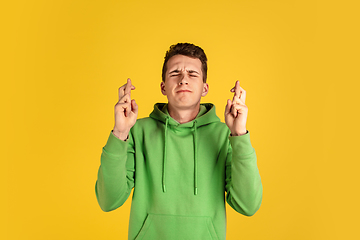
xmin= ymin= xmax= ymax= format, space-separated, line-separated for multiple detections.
xmin=135 ymin=214 xmax=219 ymax=240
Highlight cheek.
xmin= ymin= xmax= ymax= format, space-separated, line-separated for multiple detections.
xmin=166 ymin=81 xmax=177 ymax=90
xmin=163 ymin=85 xmax=173 ymax=95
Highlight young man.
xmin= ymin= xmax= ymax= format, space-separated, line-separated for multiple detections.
xmin=95 ymin=43 xmax=263 ymax=240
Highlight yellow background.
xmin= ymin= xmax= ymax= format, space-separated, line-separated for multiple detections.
xmin=2 ymin=0 xmax=359 ymax=239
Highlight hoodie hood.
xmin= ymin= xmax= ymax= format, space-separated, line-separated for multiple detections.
xmin=150 ymin=103 xmax=220 ymax=127
xmin=149 ymin=103 xmax=220 ymax=195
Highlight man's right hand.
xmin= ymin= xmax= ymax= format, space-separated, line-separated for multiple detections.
xmin=112 ymin=78 xmax=138 ymax=140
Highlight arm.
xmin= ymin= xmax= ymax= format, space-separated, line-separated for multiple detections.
xmin=95 ymin=78 xmax=138 ymax=212
xmin=224 ymin=81 xmax=262 ymax=216
xmin=225 ymin=132 xmax=263 ymax=216
xmin=95 ymin=131 xmax=135 ymax=212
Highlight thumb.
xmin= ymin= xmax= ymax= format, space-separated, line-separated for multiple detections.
xmin=225 ymin=99 xmax=232 ymax=115
xmin=131 ymin=99 xmax=138 ymax=115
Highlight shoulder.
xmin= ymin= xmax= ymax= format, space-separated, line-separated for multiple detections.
xmin=129 ymin=117 xmax=163 ymax=143
xmin=131 ymin=117 xmax=160 ymax=133
xmin=204 ymin=120 xmax=228 ymax=129
xmin=136 ymin=117 xmax=154 ymax=124
xmin=200 ymin=121 xmax=230 ymax=137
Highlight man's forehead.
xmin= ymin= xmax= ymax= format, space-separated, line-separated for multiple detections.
xmin=167 ymin=55 xmax=202 ymax=71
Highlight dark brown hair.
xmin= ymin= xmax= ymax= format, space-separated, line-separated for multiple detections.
xmin=162 ymin=43 xmax=208 ymax=83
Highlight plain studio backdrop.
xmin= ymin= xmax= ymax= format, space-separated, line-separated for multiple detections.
xmin=2 ymin=0 xmax=360 ymax=239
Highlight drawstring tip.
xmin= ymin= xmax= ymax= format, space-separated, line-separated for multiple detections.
xmin=163 ymin=185 xmax=166 ymax=193
xmin=194 ymin=187 xmax=198 ymax=195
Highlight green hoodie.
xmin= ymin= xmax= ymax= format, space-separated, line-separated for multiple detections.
xmin=95 ymin=103 xmax=262 ymax=240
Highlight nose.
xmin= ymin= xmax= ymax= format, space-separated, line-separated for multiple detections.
xmin=179 ymin=74 xmax=189 ymax=85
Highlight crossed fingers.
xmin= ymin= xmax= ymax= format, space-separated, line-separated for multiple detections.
xmin=117 ymin=78 xmax=136 ymax=117
xmin=230 ymin=80 xmax=247 ymax=118
xmin=230 ymin=80 xmax=246 ymax=104
xmin=118 ymin=78 xmax=135 ymax=102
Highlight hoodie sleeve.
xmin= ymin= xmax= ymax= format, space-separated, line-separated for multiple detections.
xmin=95 ymin=130 xmax=135 ymax=212
xmin=225 ymin=131 xmax=263 ymax=216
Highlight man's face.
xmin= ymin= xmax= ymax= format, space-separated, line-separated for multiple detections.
xmin=161 ymin=55 xmax=209 ymax=110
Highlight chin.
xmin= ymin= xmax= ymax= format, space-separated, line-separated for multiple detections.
xmin=172 ymin=101 xmax=200 ymax=109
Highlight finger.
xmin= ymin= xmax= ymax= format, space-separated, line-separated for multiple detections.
xmin=118 ymin=83 xmax=127 ymax=100
xmin=230 ymin=95 xmax=240 ymax=117
xmin=124 ymin=100 xmax=131 ymax=117
xmin=231 ymin=106 xmax=237 ymax=118
xmin=119 ymin=93 xmax=131 ymax=104
xmin=232 ymin=97 xmax=245 ymax=106
xmin=125 ymin=78 xmax=132 ymax=95
xmin=123 ymin=79 xmax=131 ymax=100
xmin=116 ymin=93 xmax=131 ymax=117
xmin=232 ymin=103 xmax=248 ymax=115
xmin=129 ymin=79 xmax=136 ymax=90
xmin=234 ymin=80 xmax=241 ymax=98
xmin=231 ymin=81 xmax=240 ymax=102
xmin=118 ymin=78 xmax=135 ymax=100
xmin=239 ymin=86 xmax=246 ymax=104
xmin=115 ymin=101 xmax=131 ymax=117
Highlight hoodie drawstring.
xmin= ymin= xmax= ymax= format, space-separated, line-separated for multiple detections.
xmin=162 ymin=116 xmax=169 ymax=193
xmin=193 ymin=120 xmax=198 ymax=195
xmin=162 ymin=117 xmax=198 ymax=196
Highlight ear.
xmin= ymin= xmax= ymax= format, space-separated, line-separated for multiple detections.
xmin=160 ymin=81 xmax=167 ymax=95
xmin=201 ymin=83 xmax=209 ymax=97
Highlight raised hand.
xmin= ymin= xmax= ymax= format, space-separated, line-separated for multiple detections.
xmin=112 ymin=78 xmax=138 ymax=140
xmin=225 ymin=80 xmax=248 ymax=136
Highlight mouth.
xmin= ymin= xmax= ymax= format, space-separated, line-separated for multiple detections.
xmin=176 ymin=90 xmax=192 ymax=93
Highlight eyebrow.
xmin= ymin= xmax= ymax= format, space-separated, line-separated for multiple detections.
xmin=169 ymin=69 xmax=181 ymax=75
xmin=187 ymin=70 xmax=200 ymax=74
xmin=168 ymin=69 xmax=200 ymax=75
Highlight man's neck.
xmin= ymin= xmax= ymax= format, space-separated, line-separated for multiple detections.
xmin=167 ymin=103 xmax=200 ymax=124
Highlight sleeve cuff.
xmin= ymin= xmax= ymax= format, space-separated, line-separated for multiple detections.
xmin=103 ymin=130 xmax=128 ymax=155
xmin=229 ymin=130 xmax=255 ymax=156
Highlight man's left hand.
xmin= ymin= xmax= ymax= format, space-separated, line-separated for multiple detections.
xmin=225 ymin=80 xmax=248 ymax=136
